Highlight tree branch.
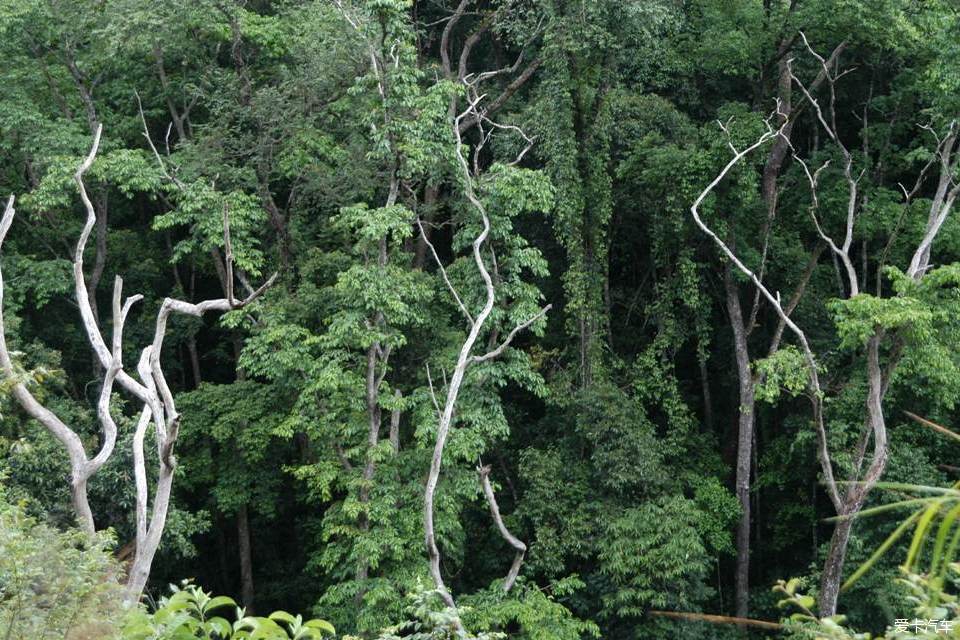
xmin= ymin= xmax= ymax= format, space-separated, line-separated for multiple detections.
xmin=417 ymin=216 xmax=474 ymax=325
xmin=478 ymin=464 xmax=526 ymax=591
xmin=0 ymin=195 xmax=98 ymax=534
xmin=471 ymin=304 xmax=551 ymax=364
xmin=690 ymin=108 xmax=843 ymax=512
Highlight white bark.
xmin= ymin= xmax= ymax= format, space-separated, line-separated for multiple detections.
xmin=0 ymin=124 xmax=276 ymax=605
xmin=477 ymin=464 xmax=526 ymax=592
xmin=693 ymin=38 xmax=958 ymax=615
xmin=787 ymin=34 xmax=862 ymax=297
xmin=0 ymin=195 xmax=139 ymax=535
xmin=421 ymin=92 xmax=549 ymax=619
xmin=689 ymin=106 xmax=844 ymax=513
xmin=907 ymin=121 xmax=959 ymax=279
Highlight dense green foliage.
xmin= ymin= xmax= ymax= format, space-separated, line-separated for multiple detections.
xmin=0 ymin=480 xmax=125 ymax=638
xmin=123 ymin=582 xmax=335 ymax=640
xmin=0 ymin=482 xmax=336 ymax=640
xmin=1 ymin=0 xmax=960 ymax=638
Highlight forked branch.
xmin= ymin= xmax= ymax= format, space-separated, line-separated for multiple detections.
xmin=690 ymin=107 xmax=843 ymax=512
xmin=421 ymin=76 xmax=550 ymax=620
xmin=478 ymin=464 xmax=526 ymax=591
xmin=1 ymin=123 xmax=277 ymax=603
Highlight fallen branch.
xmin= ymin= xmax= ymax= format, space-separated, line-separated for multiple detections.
xmin=904 ymin=411 xmax=960 ymax=444
xmin=649 ymin=610 xmax=782 ymax=631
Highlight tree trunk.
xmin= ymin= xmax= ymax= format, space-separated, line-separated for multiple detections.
xmin=725 ymin=265 xmax=755 ymax=620
xmin=125 ymin=459 xmax=176 ymax=604
xmin=723 ymin=53 xmax=795 ymax=621
xmin=389 ymin=390 xmax=401 ymax=453
xmin=216 ymin=514 xmax=231 ymax=594
xmin=355 ymin=341 xmax=381 ymax=595
xmin=70 ymin=475 xmax=96 ymax=536
xmin=819 ymin=508 xmax=856 ymax=617
xmin=414 ymin=185 xmax=439 ymax=270
xmin=819 ymin=334 xmax=889 ymax=616
xmin=187 ymin=336 xmax=202 ymax=388
xmin=238 ymin=504 xmax=255 ymax=612
xmin=698 ymin=355 xmax=714 ymax=433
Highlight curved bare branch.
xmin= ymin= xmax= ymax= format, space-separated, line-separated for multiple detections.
xmin=478 ymin=464 xmax=526 ymax=591
xmin=690 ymin=110 xmax=843 ymax=512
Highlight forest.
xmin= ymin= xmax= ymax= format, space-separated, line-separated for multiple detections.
xmin=1 ymin=0 xmax=959 ymax=638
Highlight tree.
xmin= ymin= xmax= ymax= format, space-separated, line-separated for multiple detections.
xmin=691 ymin=27 xmax=960 ymax=615
xmin=420 ymin=91 xmax=551 ymax=613
xmin=3 ymin=1 xmax=960 ymax=636
xmin=0 ymin=127 xmax=275 ymax=601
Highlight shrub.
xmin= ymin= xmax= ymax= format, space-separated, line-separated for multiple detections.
xmin=122 ymin=581 xmax=336 ymax=640
xmin=0 ymin=481 xmax=125 ymax=639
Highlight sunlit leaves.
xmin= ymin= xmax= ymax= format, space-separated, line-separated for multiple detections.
xmin=153 ymin=180 xmax=266 ymax=276
xmin=755 ymin=346 xmax=811 ymax=404
xmin=123 ymin=581 xmax=335 ymax=639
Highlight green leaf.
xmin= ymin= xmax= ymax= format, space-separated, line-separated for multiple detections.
xmin=303 ymin=619 xmax=336 ymax=635
xmin=206 ymin=595 xmax=239 ymax=613
xmin=268 ymin=610 xmax=297 ymax=625
xmin=843 ymin=508 xmax=924 ymax=591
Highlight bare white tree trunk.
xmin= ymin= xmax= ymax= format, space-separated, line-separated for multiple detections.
xmin=692 ymin=37 xmax=959 ymax=614
xmin=420 ymin=91 xmax=549 ymax=618
xmin=1 ymin=124 xmax=276 ymax=606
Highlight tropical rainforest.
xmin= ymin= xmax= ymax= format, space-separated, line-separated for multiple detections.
xmin=1 ymin=0 xmax=960 ymax=638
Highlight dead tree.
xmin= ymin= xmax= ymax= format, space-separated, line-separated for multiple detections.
xmin=135 ymin=93 xmax=268 ymax=610
xmin=420 ymin=86 xmax=549 ymax=617
xmin=416 ymin=0 xmax=543 ymax=268
xmin=0 ymin=125 xmax=275 ymax=603
xmin=731 ymin=32 xmax=844 ymax=618
xmin=691 ymin=33 xmax=959 ymax=617
xmin=787 ymin=33 xmax=957 ymax=614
